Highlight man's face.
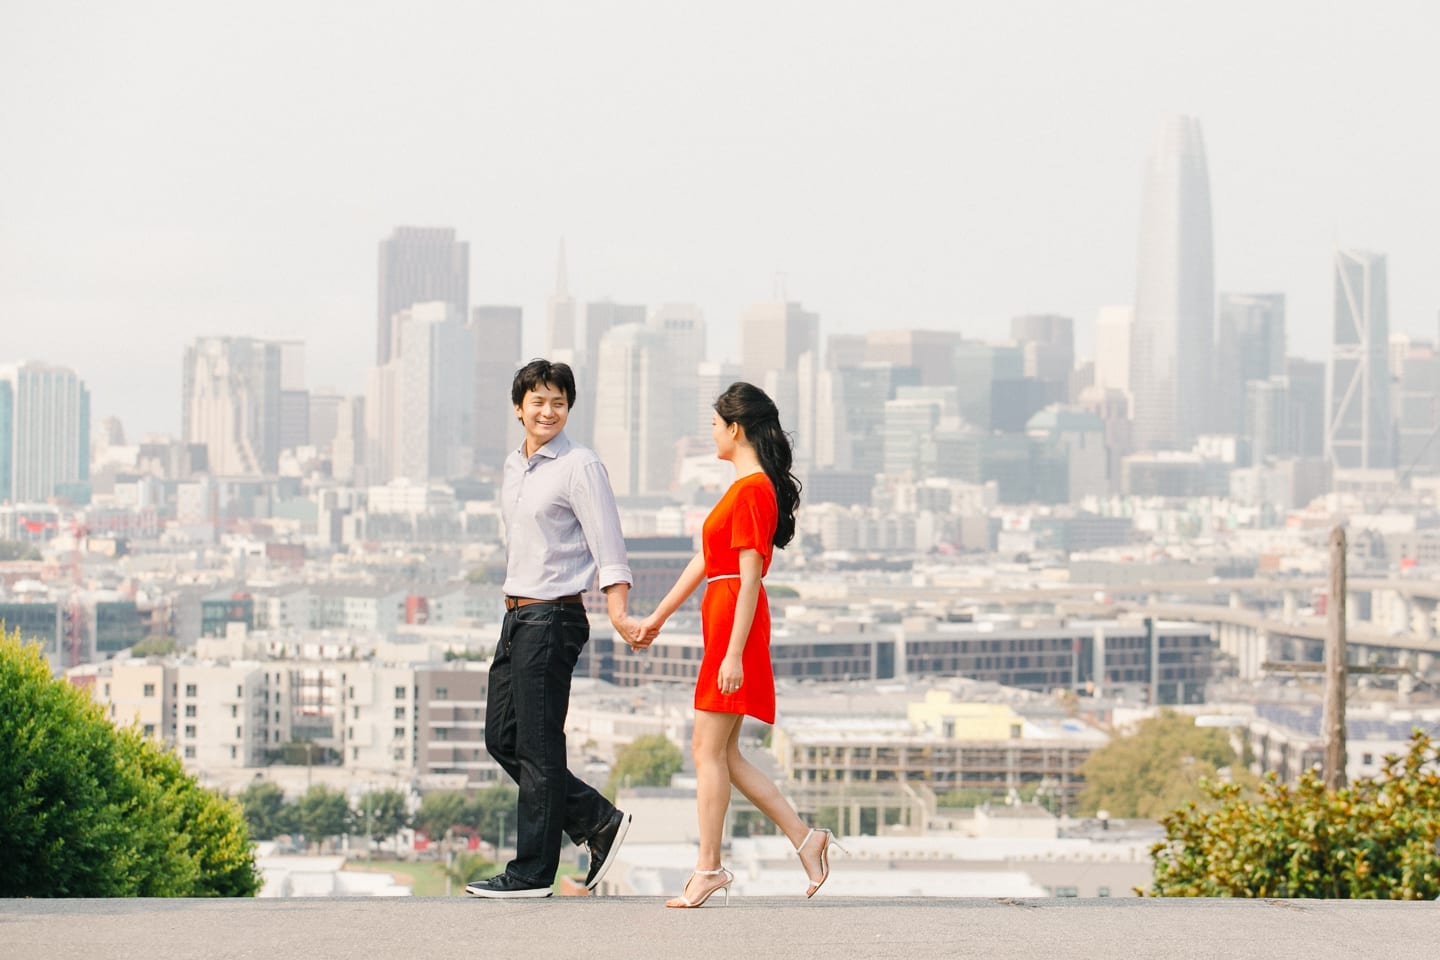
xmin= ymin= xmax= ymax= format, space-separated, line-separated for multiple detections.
xmin=516 ymin=381 xmax=570 ymax=451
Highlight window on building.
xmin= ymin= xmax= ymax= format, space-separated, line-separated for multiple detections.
xmin=103 ymin=683 xmax=110 ymax=697
xmin=395 ymin=686 xmax=406 ymax=700
xmin=184 ymin=746 xmax=195 ymax=759
xmin=235 ymin=726 xmax=242 ymax=739
xmin=274 ymin=731 xmax=281 ymax=743
xmin=185 ymin=704 xmax=197 ymax=718
xmin=1098 ymin=887 xmax=1111 ymax=898
xmin=231 ymin=705 xmax=238 ymax=718
xmin=143 ymin=723 xmax=155 ymax=737
xmin=230 ymin=746 xmax=237 ymax=760
xmin=437 ymin=728 xmax=448 ymax=740
xmin=435 ymin=687 xmax=448 ymax=700
xmin=393 ymin=726 xmax=405 ymax=739
xmin=236 ymin=685 xmax=243 ymax=698
xmin=394 ymin=706 xmax=405 ymax=719
xmin=393 ymin=748 xmax=404 ymax=761
xmin=353 ymin=706 xmax=360 ymax=719
xmin=185 ymin=684 xmax=197 ymax=698
xmin=143 ymin=683 xmax=155 ymax=697
xmin=352 ymin=747 xmax=359 ymax=761
xmin=184 ymin=725 xmax=196 ymax=738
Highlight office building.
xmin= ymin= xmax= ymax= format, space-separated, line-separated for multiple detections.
xmin=1326 ymin=249 xmax=1392 ymax=470
xmin=1130 ymin=115 xmax=1215 ymax=451
xmin=376 ymin=227 xmax=469 ymax=365
xmin=0 ymin=361 xmax=90 ymax=502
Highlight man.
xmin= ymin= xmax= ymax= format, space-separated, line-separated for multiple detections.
xmin=466 ymin=359 xmax=637 ymax=899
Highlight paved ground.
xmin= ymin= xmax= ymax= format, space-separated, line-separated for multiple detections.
xmin=1 ymin=896 xmax=1435 ymax=960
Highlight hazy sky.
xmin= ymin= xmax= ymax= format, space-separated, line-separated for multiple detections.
xmin=3 ymin=0 xmax=1438 ymax=437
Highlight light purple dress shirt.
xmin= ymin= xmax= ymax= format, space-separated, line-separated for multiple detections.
xmin=501 ymin=430 xmax=632 ymax=599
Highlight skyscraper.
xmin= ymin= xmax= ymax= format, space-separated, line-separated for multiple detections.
xmin=1214 ymin=293 xmax=1286 ymax=436
xmin=648 ymin=303 xmax=707 ymax=443
xmin=592 ymin=324 xmax=671 ymax=497
xmin=470 ymin=305 xmax=524 ymax=470
xmin=1394 ymin=337 xmax=1440 ymax=476
xmin=1093 ymin=306 xmax=1134 ymax=407
xmin=386 ymin=302 xmax=474 ymax=482
xmin=1326 ymin=249 xmax=1392 ymax=470
xmin=740 ymin=301 xmax=819 ymax=384
xmin=1130 ymin=115 xmax=1215 ymax=452
xmin=1285 ymin=358 xmax=1326 ymax=459
xmin=1010 ymin=314 xmax=1075 ymax=388
xmin=377 ymin=227 xmax=469 ymax=365
xmin=182 ymin=337 xmax=282 ymax=476
xmin=546 ymin=240 xmax=577 ymax=359
xmin=574 ymin=300 xmax=646 ymax=445
xmin=0 ymin=362 xmax=90 ymax=503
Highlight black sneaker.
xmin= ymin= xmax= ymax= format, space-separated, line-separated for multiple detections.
xmin=465 ymin=873 xmax=553 ymax=899
xmin=584 ymin=809 xmax=632 ymax=891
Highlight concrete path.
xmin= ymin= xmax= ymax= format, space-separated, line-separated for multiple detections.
xmin=2 ymin=896 xmax=1434 ymax=960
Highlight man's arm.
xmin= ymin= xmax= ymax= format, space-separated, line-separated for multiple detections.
xmin=571 ymin=458 xmax=635 ymax=635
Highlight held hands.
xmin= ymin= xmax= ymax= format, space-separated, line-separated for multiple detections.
xmin=717 ymin=654 xmax=744 ymax=696
xmin=620 ymin=614 xmax=663 ymax=651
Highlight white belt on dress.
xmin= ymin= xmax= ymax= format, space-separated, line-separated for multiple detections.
xmin=706 ymin=574 xmax=765 ymax=583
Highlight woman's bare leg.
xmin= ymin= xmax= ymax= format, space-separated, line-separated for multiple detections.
xmin=691 ymin=709 xmax=744 ymax=870
xmin=723 ymin=720 xmax=809 ymax=848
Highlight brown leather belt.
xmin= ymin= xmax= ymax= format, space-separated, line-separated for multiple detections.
xmin=504 ymin=594 xmax=585 ymax=611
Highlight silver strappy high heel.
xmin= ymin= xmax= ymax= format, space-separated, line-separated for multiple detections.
xmin=795 ymin=828 xmax=846 ymax=898
xmin=665 ymin=867 xmax=734 ymax=908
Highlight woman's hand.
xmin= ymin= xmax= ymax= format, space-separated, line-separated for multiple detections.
xmin=636 ymin=614 xmax=664 ymax=648
xmin=718 ymin=655 xmax=744 ymax=695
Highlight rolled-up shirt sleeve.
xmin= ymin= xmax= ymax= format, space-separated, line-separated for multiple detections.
xmin=569 ymin=459 xmax=632 ymax=590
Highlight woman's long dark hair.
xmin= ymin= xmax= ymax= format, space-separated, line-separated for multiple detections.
xmin=714 ymin=381 xmax=802 ymax=549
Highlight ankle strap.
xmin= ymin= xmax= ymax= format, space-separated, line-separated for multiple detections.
xmin=694 ymin=867 xmax=727 ymax=876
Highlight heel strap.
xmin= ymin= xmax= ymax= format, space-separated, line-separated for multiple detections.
xmin=795 ymin=827 xmax=831 ymax=852
xmin=694 ymin=867 xmax=728 ymax=876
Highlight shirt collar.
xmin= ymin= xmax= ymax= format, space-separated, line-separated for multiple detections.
xmin=517 ymin=430 xmax=572 ymax=462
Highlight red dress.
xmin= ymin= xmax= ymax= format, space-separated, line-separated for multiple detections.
xmin=694 ymin=472 xmax=778 ymax=723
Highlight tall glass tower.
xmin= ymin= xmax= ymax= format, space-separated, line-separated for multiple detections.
xmin=1130 ymin=115 xmax=1215 ymax=452
xmin=1326 ymin=249 xmax=1392 ymax=470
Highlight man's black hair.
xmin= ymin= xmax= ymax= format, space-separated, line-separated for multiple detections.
xmin=511 ymin=358 xmax=577 ymax=408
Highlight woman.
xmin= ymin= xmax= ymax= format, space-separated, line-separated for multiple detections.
xmin=638 ymin=382 xmax=838 ymax=908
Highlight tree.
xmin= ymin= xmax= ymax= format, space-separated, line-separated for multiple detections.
xmin=130 ymin=635 xmax=177 ymax=656
xmin=415 ymin=790 xmax=470 ymax=839
xmin=606 ymin=734 xmax=684 ymax=796
xmin=0 ymin=630 xmax=260 ymax=896
xmin=1150 ymin=730 xmax=1440 ymax=899
xmin=445 ymin=852 xmax=499 ymax=890
xmin=355 ymin=788 xmax=411 ymax=854
xmin=1077 ymin=710 xmax=1242 ymax=818
xmin=0 ymin=540 xmax=41 ymax=561
xmin=467 ymin=784 xmax=519 ymax=842
xmin=236 ymin=780 xmax=297 ymax=841
xmin=296 ymin=784 xmax=350 ymax=851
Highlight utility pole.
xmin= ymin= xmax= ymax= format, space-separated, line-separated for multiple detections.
xmin=1261 ymin=525 xmax=1408 ymax=790
xmin=1322 ymin=526 xmax=1348 ymax=791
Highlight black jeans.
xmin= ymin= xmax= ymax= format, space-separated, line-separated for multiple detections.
xmin=484 ymin=603 xmax=615 ymax=886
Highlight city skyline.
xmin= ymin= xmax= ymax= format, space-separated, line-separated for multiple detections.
xmin=4 ymin=2 xmax=1439 ymax=437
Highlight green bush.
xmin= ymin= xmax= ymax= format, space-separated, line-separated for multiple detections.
xmin=1149 ymin=730 xmax=1440 ymax=899
xmin=0 ymin=630 xmax=260 ymax=896
xmin=606 ymin=734 xmax=683 ymax=797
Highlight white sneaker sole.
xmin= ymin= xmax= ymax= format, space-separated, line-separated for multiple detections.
xmin=465 ymin=884 xmax=553 ymax=899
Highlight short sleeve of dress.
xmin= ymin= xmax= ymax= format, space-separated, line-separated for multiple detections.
xmin=730 ymin=480 xmax=777 ymax=554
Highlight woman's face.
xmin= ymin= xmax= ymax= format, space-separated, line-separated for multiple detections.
xmin=712 ymin=411 xmax=738 ymax=461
